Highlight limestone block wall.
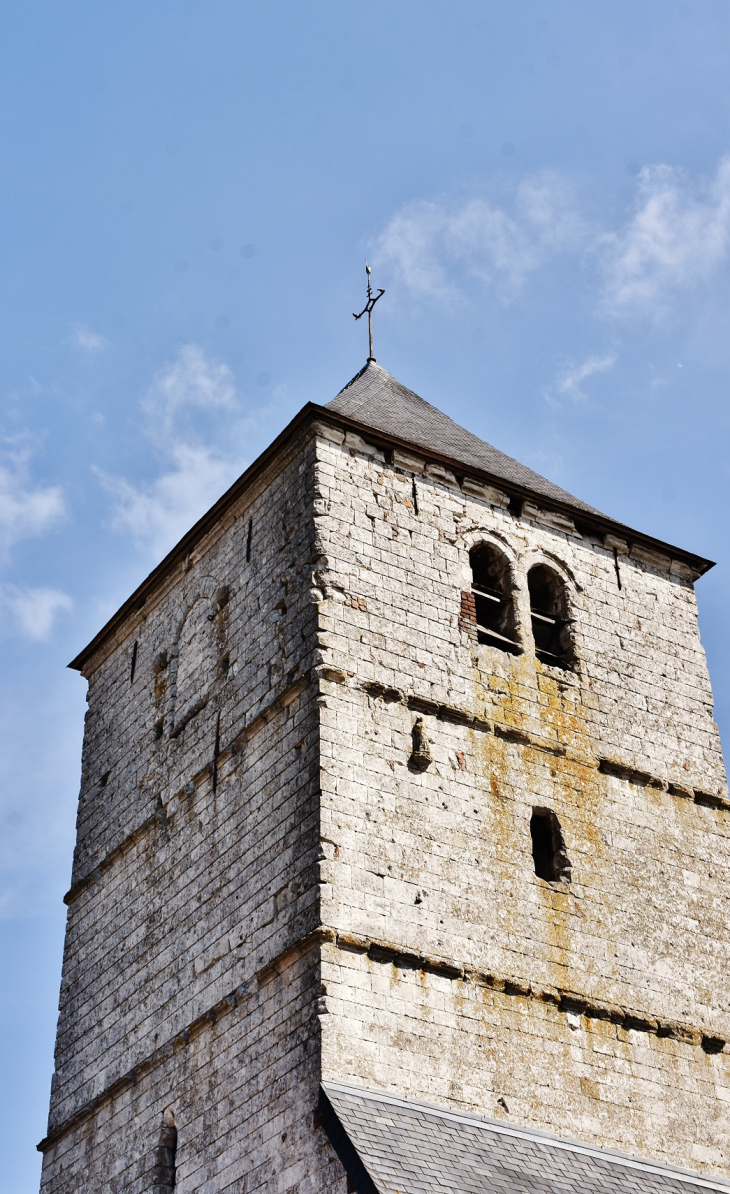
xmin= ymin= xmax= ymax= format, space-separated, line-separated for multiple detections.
xmin=320 ymin=942 xmax=730 ymax=1176
xmin=312 ymin=426 xmax=725 ymax=790
xmin=318 ymin=682 xmax=730 ymax=1031
xmin=41 ymin=432 xmax=327 ymax=1190
xmin=42 ymin=949 xmax=347 ymax=1194
xmin=313 ymin=425 xmax=730 ymax=1175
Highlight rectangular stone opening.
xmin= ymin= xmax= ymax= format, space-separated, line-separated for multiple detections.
xmin=530 ymin=807 xmax=571 ymax=883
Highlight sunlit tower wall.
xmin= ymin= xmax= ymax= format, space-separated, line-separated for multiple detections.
xmin=39 ymin=362 xmax=730 ymax=1192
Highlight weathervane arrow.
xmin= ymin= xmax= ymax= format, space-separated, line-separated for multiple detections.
xmin=353 ymin=261 xmax=385 ymax=363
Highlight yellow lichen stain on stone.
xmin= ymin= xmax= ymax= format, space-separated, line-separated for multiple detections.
xmin=467 ymin=644 xmax=614 ymax=1000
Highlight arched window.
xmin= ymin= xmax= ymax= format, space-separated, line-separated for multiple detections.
xmin=468 ymin=543 xmax=520 ymax=654
xmin=527 ymin=564 xmax=574 ymax=669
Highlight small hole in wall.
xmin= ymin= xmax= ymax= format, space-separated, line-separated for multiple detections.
xmin=530 ymin=808 xmax=571 ymax=883
xmin=702 ymin=1035 xmax=725 ymax=1055
xmin=153 ymin=719 xmax=164 ymax=740
xmin=99 ymin=771 xmax=111 ymax=788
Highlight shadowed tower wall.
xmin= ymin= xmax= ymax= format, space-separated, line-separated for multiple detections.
xmin=39 ymin=427 xmax=348 ymax=1194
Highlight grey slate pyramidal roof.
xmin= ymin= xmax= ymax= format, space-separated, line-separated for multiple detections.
xmin=326 ymin=360 xmax=605 ymax=519
xmin=320 ymin=1082 xmax=730 ymax=1194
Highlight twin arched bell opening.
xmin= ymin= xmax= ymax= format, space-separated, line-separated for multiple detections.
xmin=468 ymin=544 xmax=575 ymax=670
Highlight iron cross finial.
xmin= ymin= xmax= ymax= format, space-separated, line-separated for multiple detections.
xmin=353 ymin=261 xmax=385 ymax=363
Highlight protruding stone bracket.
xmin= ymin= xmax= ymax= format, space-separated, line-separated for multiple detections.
xmin=408 ymin=716 xmax=432 ymax=772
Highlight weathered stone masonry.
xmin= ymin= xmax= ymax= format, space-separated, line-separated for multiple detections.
xmin=39 ymin=361 xmax=730 ymax=1191
xmin=314 ymin=412 xmax=730 ymax=1172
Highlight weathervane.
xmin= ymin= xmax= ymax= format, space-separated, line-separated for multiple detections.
xmin=353 ymin=262 xmax=385 ymax=363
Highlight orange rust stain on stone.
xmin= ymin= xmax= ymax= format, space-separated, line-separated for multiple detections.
xmin=468 ymin=647 xmax=608 ymax=997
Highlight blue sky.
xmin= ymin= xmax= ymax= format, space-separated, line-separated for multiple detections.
xmin=3 ymin=2 xmax=730 ymax=1187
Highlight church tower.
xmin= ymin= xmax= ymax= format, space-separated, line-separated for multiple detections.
xmin=39 ymin=361 xmax=730 ymax=1194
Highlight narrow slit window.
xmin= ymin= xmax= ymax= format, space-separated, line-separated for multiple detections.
xmin=469 ymin=544 xmax=520 ymax=654
xmin=152 ymin=1113 xmax=177 ymax=1191
xmin=530 ymin=808 xmax=571 ymax=883
xmin=527 ymin=564 xmax=574 ymax=670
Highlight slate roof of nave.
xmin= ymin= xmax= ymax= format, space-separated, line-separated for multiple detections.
xmin=320 ymin=1082 xmax=730 ymax=1194
xmin=327 ymin=360 xmax=604 ymax=519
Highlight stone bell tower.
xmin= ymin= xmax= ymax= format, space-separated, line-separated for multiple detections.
xmin=40 ymin=361 xmax=730 ymax=1194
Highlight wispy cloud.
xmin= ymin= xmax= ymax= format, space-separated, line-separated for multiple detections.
xmin=375 ymin=155 xmax=730 ymax=322
xmin=376 ymin=173 xmax=586 ymax=303
xmin=72 ymin=323 xmax=109 ymax=352
xmin=100 ymin=443 xmax=239 ymax=558
xmin=143 ymin=343 xmax=235 ymax=436
xmin=546 ymin=353 xmax=617 ymax=405
xmin=597 ymin=157 xmax=730 ymax=319
xmin=2 ymin=584 xmax=72 ymax=640
xmin=0 ymin=446 xmax=65 ymax=554
xmin=99 ymin=344 xmax=245 ymax=558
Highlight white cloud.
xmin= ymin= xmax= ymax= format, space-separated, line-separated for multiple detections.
xmin=143 ymin=343 xmax=235 ymax=434
xmin=376 ymin=155 xmax=730 ymax=322
xmin=99 ymin=443 xmax=241 ymax=559
xmin=548 ymin=353 xmax=617 ymax=404
xmin=73 ymin=324 xmax=109 ymax=352
xmin=2 ymin=585 xmax=72 ymax=640
xmin=0 ymin=449 xmax=65 ymax=553
xmin=375 ymin=173 xmax=586 ymax=302
xmin=98 ymin=345 xmax=246 ymax=558
xmin=598 ymin=157 xmax=730 ymax=318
